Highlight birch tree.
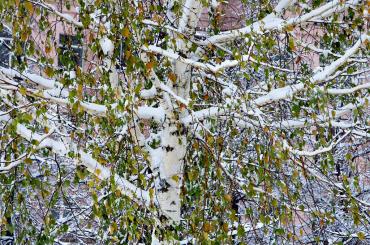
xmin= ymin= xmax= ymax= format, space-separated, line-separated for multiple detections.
xmin=0 ymin=0 xmax=369 ymax=243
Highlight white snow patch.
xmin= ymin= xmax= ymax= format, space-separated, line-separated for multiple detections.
xmin=99 ymin=37 xmax=114 ymax=56
xmin=137 ymin=106 xmax=165 ymax=122
xmin=0 ymin=68 xmax=55 ymax=89
xmin=140 ymin=86 xmax=157 ymax=99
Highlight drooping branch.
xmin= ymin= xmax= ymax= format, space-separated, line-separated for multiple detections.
xmin=0 ymin=70 xmax=165 ymax=122
xmin=204 ymin=0 xmax=361 ymax=44
xmin=29 ymin=0 xmax=83 ymax=28
xmin=0 ymin=113 xmax=151 ymax=207
xmin=281 ymin=131 xmax=350 ymax=157
xmin=253 ymin=34 xmax=368 ymax=106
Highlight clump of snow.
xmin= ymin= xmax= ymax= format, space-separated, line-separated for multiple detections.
xmin=222 ymin=83 xmax=237 ymax=96
xmin=137 ymin=106 xmax=165 ymax=122
xmin=322 ymin=49 xmax=330 ymax=58
xmin=63 ymin=70 xmax=76 ymax=79
xmin=99 ymin=37 xmax=114 ymax=56
xmin=211 ymin=0 xmax=219 ymax=9
xmin=140 ymin=86 xmax=157 ymax=99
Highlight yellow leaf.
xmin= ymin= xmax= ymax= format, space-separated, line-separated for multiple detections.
xmin=45 ymin=215 xmax=50 ymax=225
xmin=24 ymin=158 xmax=32 ymax=164
xmin=289 ymin=38 xmax=296 ymax=51
xmin=222 ymin=223 xmax=228 ymax=232
xmin=45 ymin=67 xmax=54 ymax=77
xmin=285 ymin=24 xmax=294 ymax=32
xmin=109 ymin=224 xmax=116 ymax=234
xmin=172 ymin=175 xmax=179 ymax=183
xmin=1 ymin=217 xmax=7 ymax=225
xmin=168 ymin=72 xmax=177 ymax=83
xmin=89 ymin=33 xmax=95 ymax=42
xmin=179 ymin=103 xmax=186 ymax=112
xmin=95 ymin=168 xmax=101 ymax=176
xmin=149 ymin=188 xmax=154 ymax=199
xmin=224 ymin=194 xmax=232 ymax=203
xmin=153 ymin=14 xmax=163 ymax=24
xmin=24 ymin=2 xmax=33 ymax=13
xmin=203 ymin=222 xmax=211 ymax=232
xmin=146 ymin=61 xmax=154 ymax=70
xmin=21 ymin=31 xmax=28 ymax=41
xmin=77 ymin=84 xmax=83 ymax=99
xmin=88 ymin=180 xmax=94 ymax=188
xmin=125 ymin=50 xmax=131 ymax=59
xmin=19 ymin=86 xmax=27 ymax=95
xmin=45 ymin=45 xmax=51 ymax=54
xmin=358 ymin=232 xmax=365 ymax=240
xmin=122 ymin=27 xmax=130 ymax=38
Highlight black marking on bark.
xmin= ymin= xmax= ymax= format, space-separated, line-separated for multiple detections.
xmin=178 ymin=51 xmax=186 ymax=58
xmin=171 ymin=126 xmax=187 ymax=136
xmin=157 ymin=179 xmax=171 ymax=192
xmin=163 ymin=145 xmax=174 ymax=152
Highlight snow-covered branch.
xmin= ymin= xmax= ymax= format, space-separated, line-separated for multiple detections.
xmin=204 ymin=0 xmax=360 ymax=44
xmin=254 ymin=34 xmax=368 ymax=106
xmin=30 ymin=0 xmax=83 ymax=28
xmin=0 ymin=113 xmax=151 ymax=207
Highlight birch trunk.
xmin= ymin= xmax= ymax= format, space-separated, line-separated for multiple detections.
xmin=153 ymin=0 xmax=202 ymax=241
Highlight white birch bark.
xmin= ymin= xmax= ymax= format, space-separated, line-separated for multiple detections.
xmin=153 ymin=0 xmax=203 ymax=228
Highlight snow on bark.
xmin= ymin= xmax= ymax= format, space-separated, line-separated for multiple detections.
xmin=146 ymin=0 xmax=204 ymax=228
xmin=137 ymin=106 xmax=166 ymax=123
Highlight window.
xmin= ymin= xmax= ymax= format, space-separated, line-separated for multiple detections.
xmin=58 ymin=34 xmax=83 ymax=69
xmin=0 ymin=30 xmax=12 ymax=68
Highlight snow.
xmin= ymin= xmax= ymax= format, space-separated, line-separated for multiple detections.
xmin=159 ymin=83 xmax=189 ymax=105
xmin=63 ymin=70 xmax=76 ymax=79
xmin=44 ymin=86 xmax=68 ymax=98
xmin=0 ymin=113 xmax=10 ymax=122
xmin=80 ymin=151 xmax=150 ymax=206
xmin=206 ymin=14 xmax=284 ymax=43
xmin=0 ymin=67 xmax=55 ymax=89
xmin=149 ymin=148 xmax=162 ymax=170
xmin=322 ymin=49 xmax=330 ymax=58
xmin=15 ymin=124 xmax=68 ymax=154
xmin=151 ymin=232 xmax=161 ymax=245
xmin=137 ymin=106 xmax=165 ymax=122
xmin=0 ymin=112 xmax=151 ymax=207
xmin=43 ymin=2 xmax=83 ymax=27
xmin=140 ymin=86 xmax=157 ymax=99
xmin=80 ymin=102 xmax=108 ymax=114
xmin=311 ymin=34 xmax=366 ymax=82
xmin=222 ymin=83 xmax=237 ymax=96
xmin=229 ymin=222 xmax=264 ymax=236
xmin=99 ymin=37 xmax=114 ymax=56
xmin=211 ymin=0 xmax=219 ymax=9
xmin=182 ymin=106 xmax=225 ymax=125
xmin=253 ymin=34 xmax=368 ymax=107
xmin=274 ymin=0 xmax=296 ymax=13
xmin=327 ymin=82 xmax=370 ymax=95
xmin=205 ymin=0 xmax=362 ymax=44
xmin=254 ymin=83 xmax=304 ymax=106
